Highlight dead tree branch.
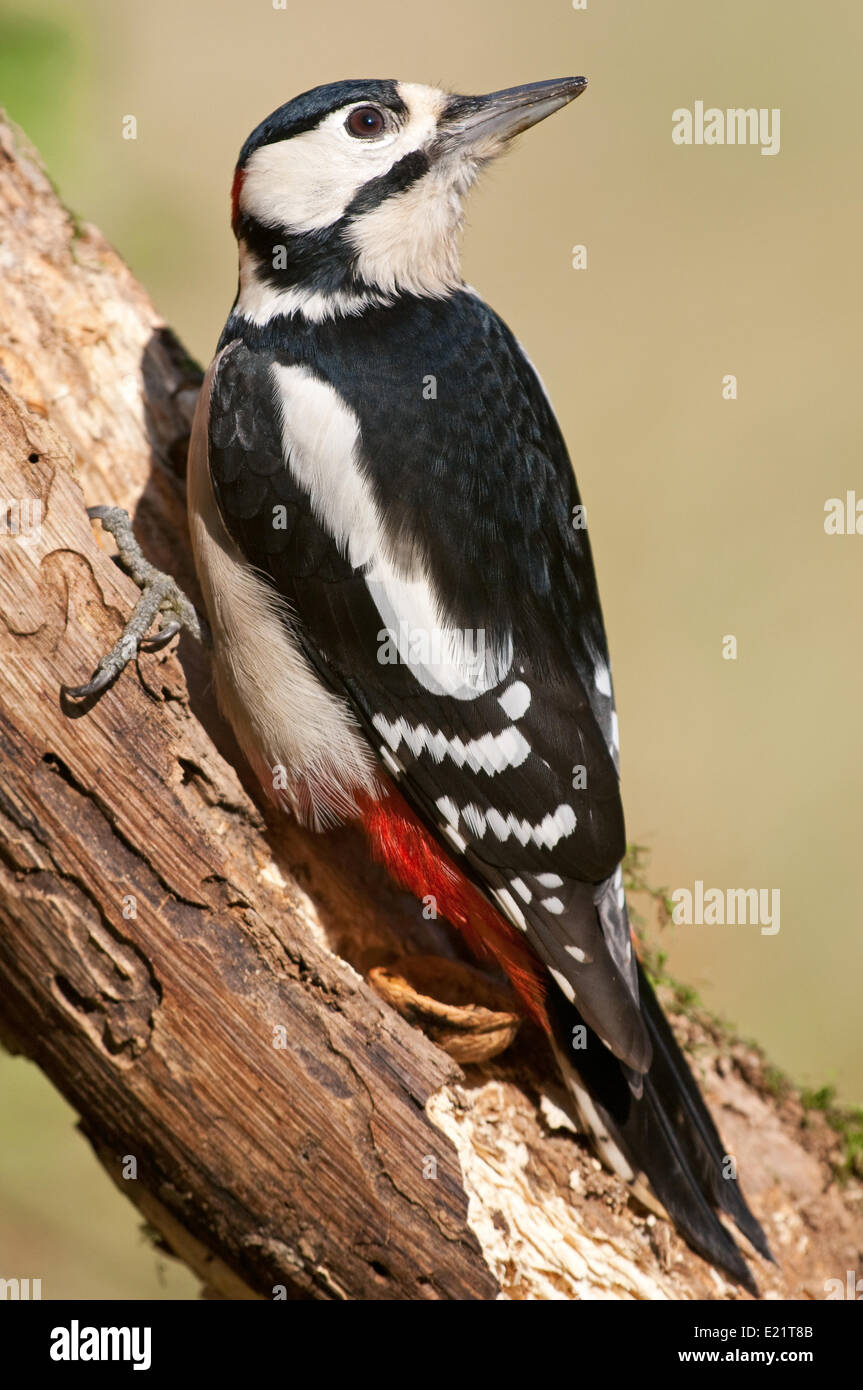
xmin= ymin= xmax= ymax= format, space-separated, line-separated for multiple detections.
xmin=0 ymin=111 xmax=858 ymax=1301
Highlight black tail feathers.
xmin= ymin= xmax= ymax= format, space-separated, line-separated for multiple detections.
xmin=551 ymin=961 xmax=772 ymax=1294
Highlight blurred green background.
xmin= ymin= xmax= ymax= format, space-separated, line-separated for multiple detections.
xmin=1 ymin=0 xmax=860 ymax=1297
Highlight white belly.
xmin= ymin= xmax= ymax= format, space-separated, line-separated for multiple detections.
xmin=186 ymin=347 xmax=379 ymax=829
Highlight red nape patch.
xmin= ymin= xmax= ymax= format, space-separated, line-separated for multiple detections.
xmin=359 ymin=790 xmax=550 ymax=1033
xmin=230 ymin=166 xmax=245 ymax=234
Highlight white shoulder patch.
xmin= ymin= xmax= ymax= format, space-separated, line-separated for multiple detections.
xmin=271 ymin=363 xmax=512 ymax=700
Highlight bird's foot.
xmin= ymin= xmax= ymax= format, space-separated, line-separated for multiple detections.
xmin=63 ymin=505 xmax=210 ymax=701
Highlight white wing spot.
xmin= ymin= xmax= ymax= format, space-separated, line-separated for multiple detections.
xmin=614 ymin=865 xmax=626 ymax=910
xmin=541 ymin=896 xmax=565 ymax=914
xmin=595 ymin=665 xmax=612 ymax=697
xmin=549 ymin=967 xmax=576 ymax=1004
xmin=565 ymin=943 xmax=587 ymax=963
xmin=494 ymin=887 xmax=527 ymax=932
xmin=497 ymin=680 xmax=531 ymax=720
xmin=535 ymin=872 xmax=564 ymax=889
xmin=442 ymin=823 xmax=468 ymax=854
xmin=435 ymin=795 xmax=459 ymax=828
xmin=510 ymin=877 xmax=532 ymax=904
xmin=461 ymin=803 xmax=487 ymax=838
xmin=482 ymin=803 xmax=576 ymax=850
xmin=435 ymin=801 xmax=576 ymax=851
xmin=495 ymin=726 xmax=531 ymax=769
xmin=373 ymin=714 xmax=529 ymax=774
xmin=379 ymin=746 xmax=402 ymax=777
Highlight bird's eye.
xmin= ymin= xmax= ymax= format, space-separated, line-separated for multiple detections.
xmin=346 ymin=105 xmax=386 ymax=138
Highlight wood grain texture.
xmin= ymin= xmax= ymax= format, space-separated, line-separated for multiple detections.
xmin=0 ymin=112 xmax=496 ymax=1301
xmin=1 ymin=109 xmax=860 ymax=1303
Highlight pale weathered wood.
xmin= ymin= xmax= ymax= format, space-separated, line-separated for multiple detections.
xmin=0 ymin=113 xmax=496 ymax=1301
xmin=0 ymin=109 xmax=860 ymax=1301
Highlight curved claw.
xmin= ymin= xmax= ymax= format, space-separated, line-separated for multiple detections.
xmin=62 ymin=664 xmax=118 ymax=700
xmin=65 ymin=501 xmax=208 ymax=709
xmin=140 ymin=619 xmax=181 ymax=652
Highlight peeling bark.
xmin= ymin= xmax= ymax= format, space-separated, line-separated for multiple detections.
xmin=0 ymin=110 xmax=859 ymax=1301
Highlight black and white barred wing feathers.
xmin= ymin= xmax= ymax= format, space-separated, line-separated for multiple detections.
xmin=207 ymin=296 xmax=649 ymax=1073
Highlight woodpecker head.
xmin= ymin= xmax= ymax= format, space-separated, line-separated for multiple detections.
xmin=230 ymin=76 xmax=586 ymax=322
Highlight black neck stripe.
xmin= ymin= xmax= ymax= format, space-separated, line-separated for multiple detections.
xmin=238 ymin=149 xmax=432 ymax=300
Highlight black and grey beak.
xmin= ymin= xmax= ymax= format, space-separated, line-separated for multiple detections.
xmin=439 ymin=77 xmax=587 ymax=154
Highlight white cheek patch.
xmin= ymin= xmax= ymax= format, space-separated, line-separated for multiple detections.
xmin=242 ymin=122 xmax=396 ymax=233
xmin=240 ymin=84 xmax=446 ymax=235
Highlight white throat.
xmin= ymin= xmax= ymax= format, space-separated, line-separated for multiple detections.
xmin=345 ymin=160 xmax=470 ymax=301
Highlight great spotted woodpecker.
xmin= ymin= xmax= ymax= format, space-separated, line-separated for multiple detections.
xmin=76 ymin=77 xmax=772 ymax=1292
